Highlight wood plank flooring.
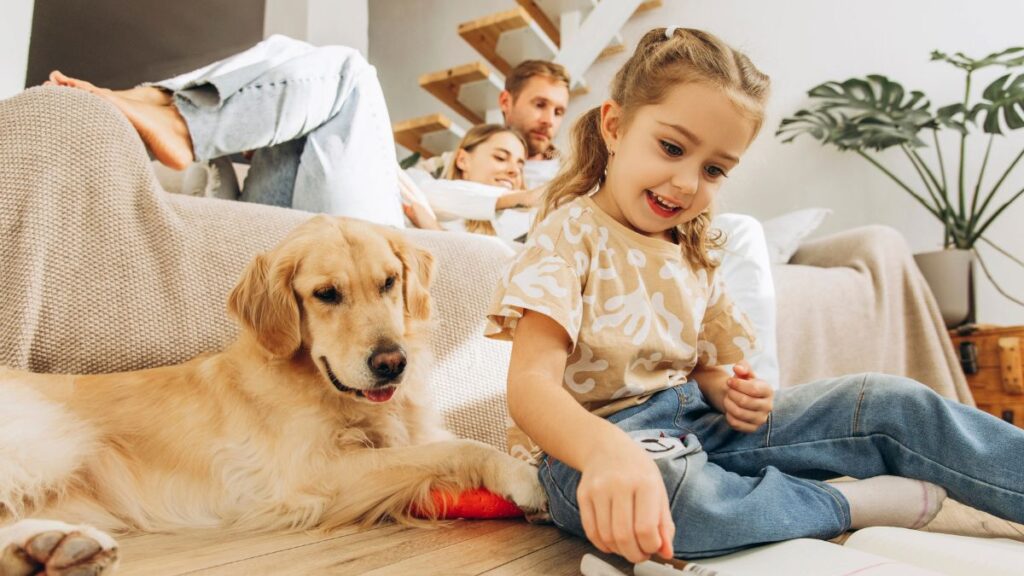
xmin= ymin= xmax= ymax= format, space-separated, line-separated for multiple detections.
xmin=115 ymin=500 xmax=1022 ymax=575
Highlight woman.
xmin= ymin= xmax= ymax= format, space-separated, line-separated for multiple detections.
xmin=407 ymin=124 xmax=542 ymax=243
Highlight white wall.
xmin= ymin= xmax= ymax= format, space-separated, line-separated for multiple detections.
xmin=0 ymin=0 xmax=35 ymax=99
xmin=370 ymin=0 xmax=1024 ymax=325
xmin=265 ymin=0 xmax=368 ymax=56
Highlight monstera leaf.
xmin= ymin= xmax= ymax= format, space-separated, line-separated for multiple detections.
xmin=778 ymin=46 xmax=1024 ymax=257
xmin=777 ymin=75 xmax=933 ymax=151
xmin=931 ymin=47 xmax=1024 ymax=72
xmin=934 ymin=103 xmax=971 ymax=135
xmin=972 ymin=72 xmax=1024 ymax=134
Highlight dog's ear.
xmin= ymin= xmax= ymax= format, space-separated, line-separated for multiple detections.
xmin=227 ymin=251 xmax=302 ymax=357
xmin=389 ymin=235 xmax=435 ymax=321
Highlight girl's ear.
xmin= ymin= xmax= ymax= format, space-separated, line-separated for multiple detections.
xmin=599 ymin=99 xmax=623 ymax=155
xmin=454 ymin=148 xmax=470 ymax=173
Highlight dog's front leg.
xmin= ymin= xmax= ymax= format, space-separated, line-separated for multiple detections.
xmin=0 ymin=519 xmax=119 ymax=575
xmin=319 ymin=439 xmax=546 ymax=528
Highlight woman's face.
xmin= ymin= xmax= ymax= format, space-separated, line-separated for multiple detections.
xmin=455 ymin=132 xmax=526 ymax=189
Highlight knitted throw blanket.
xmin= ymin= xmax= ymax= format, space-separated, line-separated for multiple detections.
xmin=0 ymin=87 xmax=516 ymax=449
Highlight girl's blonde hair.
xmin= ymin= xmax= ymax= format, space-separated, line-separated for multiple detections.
xmin=540 ymin=27 xmax=771 ymax=269
xmin=442 ymin=124 xmax=528 ymax=237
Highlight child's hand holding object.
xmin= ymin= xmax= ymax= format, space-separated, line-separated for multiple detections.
xmin=723 ymin=361 xmax=774 ymax=433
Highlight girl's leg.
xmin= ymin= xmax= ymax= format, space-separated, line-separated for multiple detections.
xmin=696 ymin=373 xmax=1024 ymax=524
xmin=539 ymin=386 xmax=851 ymax=559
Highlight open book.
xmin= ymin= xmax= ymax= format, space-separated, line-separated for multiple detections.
xmin=627 ymin=528 xmax=1024 ymax=576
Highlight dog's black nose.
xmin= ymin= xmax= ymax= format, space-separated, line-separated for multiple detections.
xmin=368 ymin=344 xmax=406 ymax=381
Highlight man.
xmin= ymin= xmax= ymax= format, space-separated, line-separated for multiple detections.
xmin=415 ymin=60 xmax=569 ymax=188
xmin=500 ymin=60 xmax=570 ymax=190
xmin=407 ymin=60 xmax=570 ymax=237
xmin=499 ymin=61 xmax=569 ymax=161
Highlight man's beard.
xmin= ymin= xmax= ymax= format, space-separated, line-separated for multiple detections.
xmin=527 ymin=133 xmax=551 ymax=156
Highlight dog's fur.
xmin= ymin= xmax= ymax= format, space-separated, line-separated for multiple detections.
xmin=0 ymin=216 xmax=544 ymax=575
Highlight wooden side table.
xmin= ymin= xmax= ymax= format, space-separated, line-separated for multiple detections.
xmin=949 ymin=325 xmax=1024 ymax=427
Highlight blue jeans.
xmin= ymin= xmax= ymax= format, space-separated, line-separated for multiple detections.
xmin=152 ymin=35 xmax=403 ymax=227
xmin=539 ymin=374 xmax=1024 ymax=559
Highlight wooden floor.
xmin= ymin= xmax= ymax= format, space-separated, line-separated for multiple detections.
xmin=116 ymin=500 xmax=1023 ymax=575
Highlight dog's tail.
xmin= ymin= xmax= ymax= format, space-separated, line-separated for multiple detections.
xmin=0 ymin=381 xmax=96 ymax=520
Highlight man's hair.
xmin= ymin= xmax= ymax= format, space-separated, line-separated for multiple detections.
xmin=504 ymin=60 xmax=570 ymax=99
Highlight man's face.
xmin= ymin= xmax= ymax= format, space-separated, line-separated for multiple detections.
xmin=501 ymin=75 xmax=569 ymax=159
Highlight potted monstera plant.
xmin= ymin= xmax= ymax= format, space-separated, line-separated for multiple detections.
xmin=778 ymin=48 xmax=1024 ymax=328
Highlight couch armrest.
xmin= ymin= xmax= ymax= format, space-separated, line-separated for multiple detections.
xmin=773 ymin=226 xmax=971 ymax=403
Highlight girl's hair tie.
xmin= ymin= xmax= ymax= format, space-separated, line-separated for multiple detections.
xmin=665 ymin=26 xmax=678 ymax=39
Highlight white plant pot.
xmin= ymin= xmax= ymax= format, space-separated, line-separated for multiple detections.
xmin=914 ymin=248 xmax=974 ymax=329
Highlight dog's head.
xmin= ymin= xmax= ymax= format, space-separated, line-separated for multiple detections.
xmin=227 ymin=216 xmax=434 ymax=403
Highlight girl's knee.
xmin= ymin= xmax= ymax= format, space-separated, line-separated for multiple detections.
xmin=863 ymin=373 xmax=936 ymax=403
xmin=859 ymin=373 xmax=944 ymax=434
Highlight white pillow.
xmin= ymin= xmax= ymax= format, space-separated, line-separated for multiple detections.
xmin=712 ymin=213 xmax=780 ymax=389
xmin=761 ymin=208 xmax=832 ymax=265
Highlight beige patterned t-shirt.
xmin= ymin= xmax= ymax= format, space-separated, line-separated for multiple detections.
xmin=485 ymin=195 xmax=756 ymax=463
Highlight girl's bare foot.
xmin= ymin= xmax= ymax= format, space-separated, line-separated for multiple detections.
xmin=46 ymin=70 xmax=194 ymax=169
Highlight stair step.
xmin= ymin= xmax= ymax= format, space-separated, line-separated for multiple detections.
xmin=514 ymin=0 xmax=594 ymax=46
xmin=392 ymin=113 xmax=466 ymax=158
xmin=458 ymin=6 xmax=590 ymax=93
xmin=515 ymin=0 xmax=660 ymax=59
xmin=418 ymin=61 xmax=504 ymax=125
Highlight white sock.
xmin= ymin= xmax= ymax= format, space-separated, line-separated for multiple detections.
xmin=832 ymin=475 xmax=947 ymax=529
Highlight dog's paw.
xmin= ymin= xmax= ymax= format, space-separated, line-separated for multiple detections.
xmin=0 ymin=519 xmax=119 ymax=576
xmin=486 ymin=453 xmax=549 ymax=522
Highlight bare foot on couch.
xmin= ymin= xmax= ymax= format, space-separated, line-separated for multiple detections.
xmin=46 ymin=71 xmax=172 ymax=106
xmin=45 ymin=70 xmax=194 ymax=170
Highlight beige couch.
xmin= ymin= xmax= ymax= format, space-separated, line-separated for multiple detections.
xmin=0 ymin=87 xmax=970 ymax=452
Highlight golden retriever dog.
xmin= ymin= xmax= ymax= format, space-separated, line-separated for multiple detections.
xmin=0 ymin=216 xmax=545 ymax=576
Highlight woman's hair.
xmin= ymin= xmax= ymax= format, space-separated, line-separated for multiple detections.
xmin=540 ymin=27 xmax=771 ymax=269
xmin=442 ymin=124 xmax=528 ymax=236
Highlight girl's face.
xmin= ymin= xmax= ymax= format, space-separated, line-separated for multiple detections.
xmin=594 ymin=82 xmax=757 ymax=241
xmin=454 ymin=131 xmax=526 ymax=189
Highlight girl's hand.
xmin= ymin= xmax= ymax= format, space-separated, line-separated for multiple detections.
xmin=724 ymin=361 xmax=774 ymax=432
xmin=577 ymin=438 xmax=675 ymax=563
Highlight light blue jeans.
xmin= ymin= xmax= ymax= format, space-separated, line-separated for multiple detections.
xmin=152 ymin=35 xmax=403 ymax=227
xmin=539 ymin=374 xmax=1024 ymax=559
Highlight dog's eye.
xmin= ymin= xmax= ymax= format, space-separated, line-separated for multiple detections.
xmin=314 ymin=287 xmax=342 ymax=304
xmin=381 ymin=275 xmax=397 ymax=294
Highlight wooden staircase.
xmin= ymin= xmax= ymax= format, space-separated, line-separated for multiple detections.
xmin=393 ymin=0 xmax=662 ymax=158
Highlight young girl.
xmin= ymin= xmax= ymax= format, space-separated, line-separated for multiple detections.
xmin=485 ymin=27 xmax=1024 ymax=562
xmin=407 ymin=124 xmax=541 ymax=242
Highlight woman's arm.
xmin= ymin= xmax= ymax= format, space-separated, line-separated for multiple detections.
xmin=494 ymin=186 xmax=545 ymax=211
xmin=507 ymin=310 xmax=674 ymax=563
xmin=404 ymin=168 xmax=502 ymax=221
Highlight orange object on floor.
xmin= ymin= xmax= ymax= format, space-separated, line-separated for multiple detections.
xmin=411 ymin=488 xmax=525 ymax=519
